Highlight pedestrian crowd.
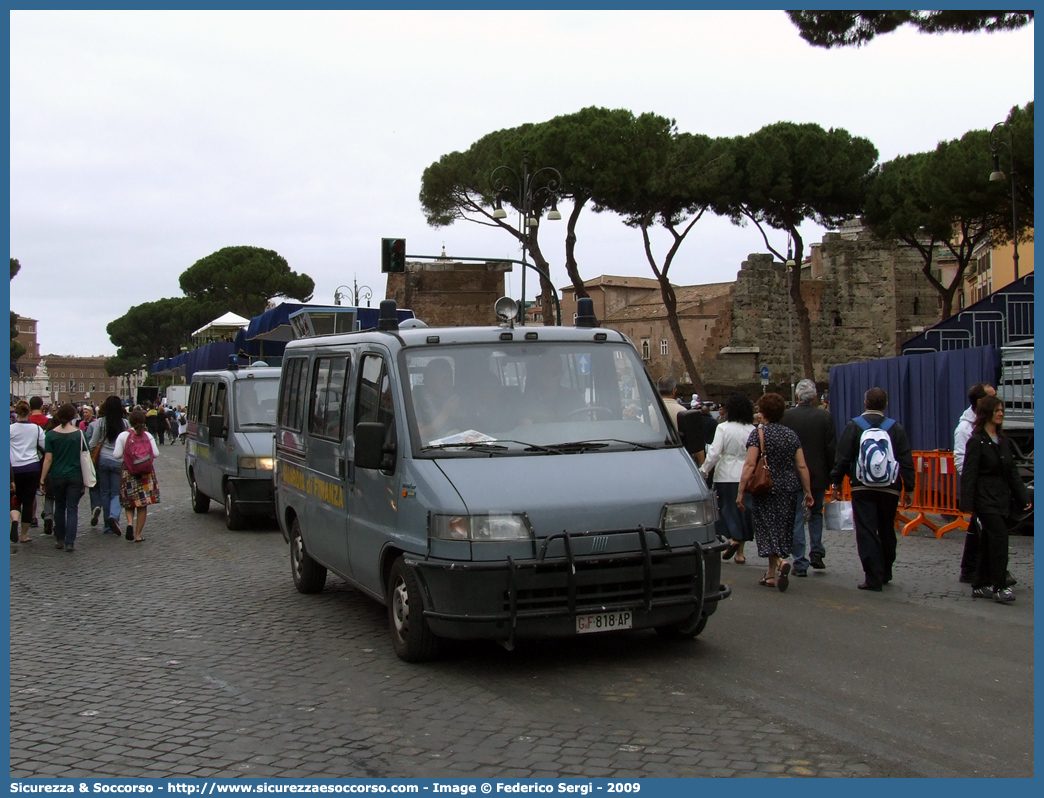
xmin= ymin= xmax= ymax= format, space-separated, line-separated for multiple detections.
xmin=9 ymin=395 xmax=185 ymax=551
xmin=659 ymin=377 xmax=1031 ymax=605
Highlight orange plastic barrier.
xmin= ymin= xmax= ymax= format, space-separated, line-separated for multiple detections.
xmin=824 ymin=451 xmax=969 ymax=538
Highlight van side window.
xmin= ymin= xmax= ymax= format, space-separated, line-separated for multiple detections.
xmin=356 ymin=354 xmax=393 ymax=428
xmin=214 ymin=383 xmax=228 ymax=425
xmin=198 ymin=382 xmax=215 ymax=423
xmin=279 ymin=357 xmax=308 ymax=432
xmin=308 ymin=356 xmax=350 ymax=440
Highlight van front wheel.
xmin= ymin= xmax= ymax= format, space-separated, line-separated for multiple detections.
xmin=190 ymin=474 xmax=210 ymax=514
xmin=290 ymin=518 xmax=327 ymax=594
xmin=388 ymin=557 xmax=440 ymax=662
xmin=224 ymin=483 xmax=245 ymax=531
xmin=655 ymin=611 xmax=708 ymax=640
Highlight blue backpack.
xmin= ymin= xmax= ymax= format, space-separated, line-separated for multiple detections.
xmin=852 ymin=416 xmax=899 ymax=486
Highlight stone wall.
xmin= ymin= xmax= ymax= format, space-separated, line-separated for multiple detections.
xmin=385 ymin=260 xmax=512 ymax=327
xmin=705 ymin=230 xmax=940 ymax=392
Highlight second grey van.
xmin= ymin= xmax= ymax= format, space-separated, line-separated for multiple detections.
xmin=185 ymin=362 xmax=281 ymax=529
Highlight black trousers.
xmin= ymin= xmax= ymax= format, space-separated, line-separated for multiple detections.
xmin=852 ymin=491 xmax=900 ymax=588
xmin=974 ymin=513 xmax=1009 ymax=591
xmin=960 ymin=516 xmax=980 ymax=576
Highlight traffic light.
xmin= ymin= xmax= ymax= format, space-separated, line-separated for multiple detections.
xmin=381 ymin=237 xmax=406 ymax=273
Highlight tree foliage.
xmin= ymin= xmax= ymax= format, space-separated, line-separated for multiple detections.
xmin=787 ymin=10 xmax=1033 ymax=48
xmin=864 ymin=129 xmax=1012 ymax=320
xmin=106 ymin=296 xmax=219 ymax=366
xmin=593 ymin=132 xmax=731 ymax=393
xmin=179 ymin=245 xmax=314 ymax=319
xmin=419 ymin=108 xmax=675 ymax=322
xmin=10 ymin=257 xmax=26 ymax=362
xmin=713 ymin=123 xmax=878 ymax=380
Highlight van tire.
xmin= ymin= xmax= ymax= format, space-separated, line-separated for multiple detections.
xmin=224 ymin=483 xmax=245 ymax=531
xmin=190 ymin=474 xmax=210 ymax=514
xmin=290 ymin=518 xmax=327 ymax=594
xmin=388 ymin=556 xmax=440 ymax=662
xmin=655 ymin=611 xmax=708 ymax=640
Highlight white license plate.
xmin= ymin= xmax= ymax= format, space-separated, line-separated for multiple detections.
xmin=575 ymin=610 xmax=633 ymax=634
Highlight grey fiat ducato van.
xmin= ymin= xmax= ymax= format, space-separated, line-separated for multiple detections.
xmin=274 ymin=300 xmax=730 ymax=661
xmin=185 ymin=361 xmax=281 ymax=529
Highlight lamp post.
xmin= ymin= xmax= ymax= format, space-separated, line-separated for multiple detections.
xmin=989 ymin=122 xmax=1020 ymax=281
xmin=490 ymin=149 xmax=562 ymax=325
xmin=334 ymin=278 xmax=373 ymax=307
xmin=785 ymin=245 xmax=796 ymax=403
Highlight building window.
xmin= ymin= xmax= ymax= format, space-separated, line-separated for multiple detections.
xmin=79 ymin=382 xmax=85 ymax=393
xmin=641 ymin=339 xmax=651 ymax=360
xmin=660 ymin=339 xmax=669 ymax=356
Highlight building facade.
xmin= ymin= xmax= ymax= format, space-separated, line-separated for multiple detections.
xmin=559 ymin=277 xmax=733 ymax=385
xmin=9 ymin=314 xmax=145 ymax=407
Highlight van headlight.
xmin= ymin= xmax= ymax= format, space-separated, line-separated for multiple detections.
xmin=660 ymin=500 xmax=715 ymax=530
xmin=239 ymin=456 xmax=274 ymax=471
xmin=431 ymin=513 xmax=533 ymax=541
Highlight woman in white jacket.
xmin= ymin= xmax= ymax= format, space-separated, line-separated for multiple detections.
xmin=700 ymin=393 xmax=756 ymax=564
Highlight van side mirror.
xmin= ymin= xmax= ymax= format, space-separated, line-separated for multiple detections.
xmin=208 ymin=414 xmax=227 ymax=440
xmin=355 ymin=422 xmax=393 ymax=471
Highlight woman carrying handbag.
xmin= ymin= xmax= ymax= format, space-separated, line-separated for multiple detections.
xmin=737 ymin=393 xmax=813 ymax=592
xmin=39 ymin=404 xmax=86 ymax=552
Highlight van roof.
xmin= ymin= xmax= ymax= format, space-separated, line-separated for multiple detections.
xmin=283 ymin=324 xmax=629 ymax=352
xmin=191 ymin=366 xmax=282 ymax=381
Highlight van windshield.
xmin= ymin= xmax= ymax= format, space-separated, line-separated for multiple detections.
xmin=234 ymin=378 xmax=279 ymax=429
xmin=404 ymin=341 xmax=677 ymax=456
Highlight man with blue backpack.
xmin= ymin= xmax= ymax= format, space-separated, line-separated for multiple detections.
xmin=829 ymin=387 xmax=915 ymax=592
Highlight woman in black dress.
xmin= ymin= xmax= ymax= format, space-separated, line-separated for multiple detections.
xmin=959 ymin=395 xmax=1031 ymax=603
xmin=737 ymin=393 xmax=813 ymax=592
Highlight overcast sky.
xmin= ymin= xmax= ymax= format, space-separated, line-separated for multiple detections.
xmin=8 ymin=10 xmax=1035 ymax=357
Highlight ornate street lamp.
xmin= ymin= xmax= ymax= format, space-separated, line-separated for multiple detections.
xmin=989 ymin=122 xmax=1020 ymax=281
xmin=334 ymin=278 xmax=373 ymax=307
xmin=490 ymin=149 xmax=562 ymax=325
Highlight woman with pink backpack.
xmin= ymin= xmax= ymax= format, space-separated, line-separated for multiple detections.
xmin=111 ymin=409 xmax=160 ymax=541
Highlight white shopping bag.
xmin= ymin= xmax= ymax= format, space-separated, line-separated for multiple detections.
xmin=824 ymin=501 xmax=854 ymax=531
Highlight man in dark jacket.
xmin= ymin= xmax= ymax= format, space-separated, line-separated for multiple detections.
xmin=782 ymin=379 xmax=836 ymax=576
xmin=830 ymin=387 xmax=915 ymax=592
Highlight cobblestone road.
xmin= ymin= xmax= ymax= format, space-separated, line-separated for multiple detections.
xmin=9 ymin=443 xmax=1034 ymax=778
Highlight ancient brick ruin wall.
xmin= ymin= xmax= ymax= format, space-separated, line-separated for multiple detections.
xmin=385 ymin=261 xmax=511 ymax=327
xmin=703 ymin=232 xmax=939 ymax=391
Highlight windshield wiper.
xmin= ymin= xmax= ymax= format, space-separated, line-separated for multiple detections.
xmin=543 ymin=439 xmax=658 ymax=453
xmin=240 ymin=422 xmax=276 ymax=428
xmin=422 ymin=441 xmax=509 ymax=453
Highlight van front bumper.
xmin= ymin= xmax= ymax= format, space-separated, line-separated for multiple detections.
xmin=228 ymin=477 xmax=275 ymax=510
xmin=404 ymin=530 xmax=730 ymax=644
